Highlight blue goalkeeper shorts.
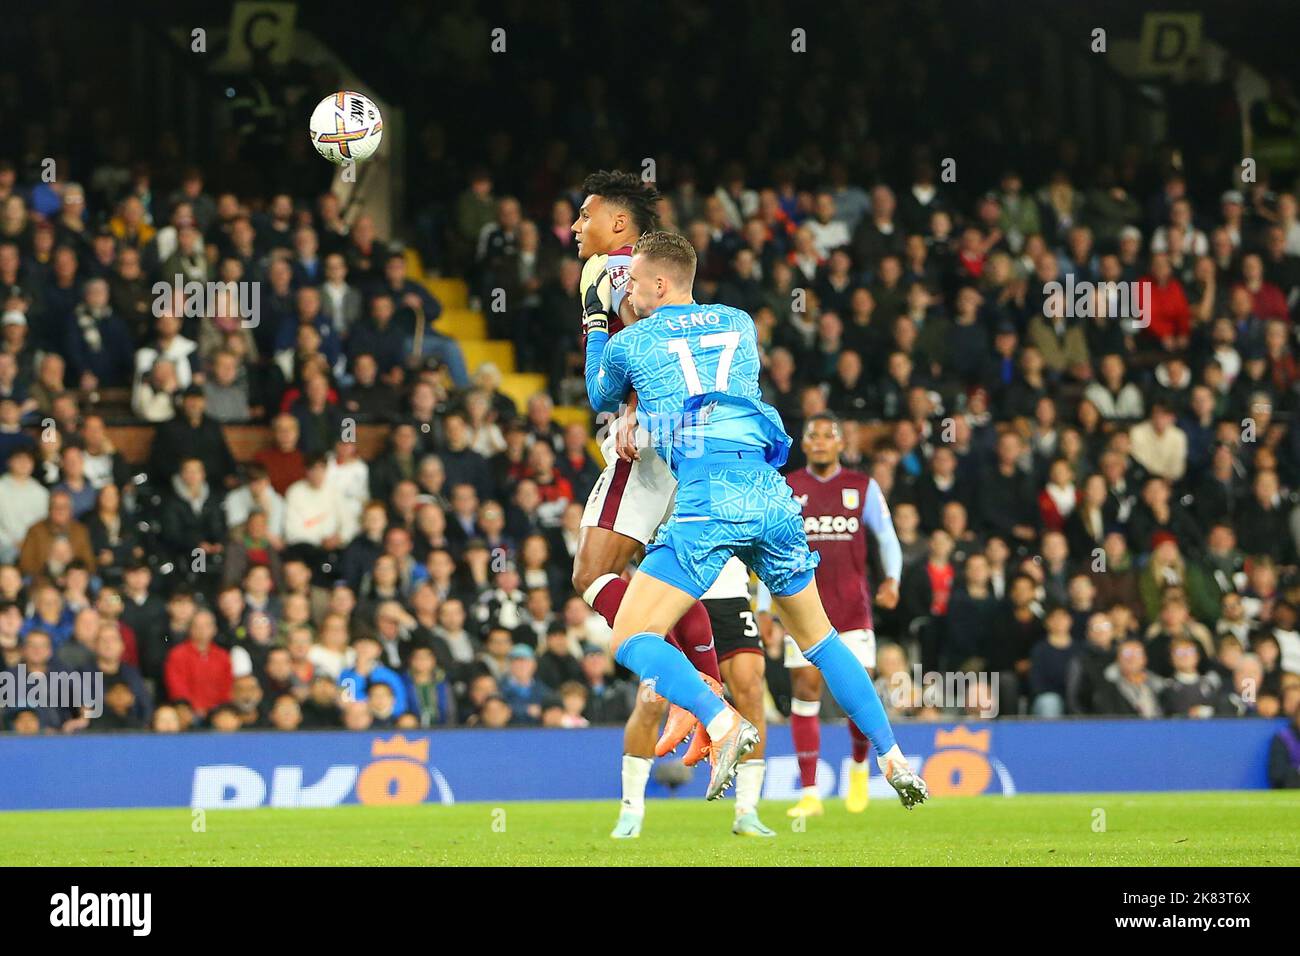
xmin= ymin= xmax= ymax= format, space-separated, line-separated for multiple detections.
xmin=640 ymin=450 xmax=819 ymax=599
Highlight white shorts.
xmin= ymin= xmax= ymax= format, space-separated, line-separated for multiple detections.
xmin=701 ymin=556 xmax=750 ymax=601
xmin=785 ymin=628 xmax=875 ymax=670
xmin=580 ymin=432 xmax=676 ymax=546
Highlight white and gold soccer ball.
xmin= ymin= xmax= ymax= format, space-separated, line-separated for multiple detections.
xmin=309 ymin=91 xmax=383 ymax=166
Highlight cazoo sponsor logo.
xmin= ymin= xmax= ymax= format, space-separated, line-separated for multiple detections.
xmin=191 ymin=735 xmax=454 ymax=809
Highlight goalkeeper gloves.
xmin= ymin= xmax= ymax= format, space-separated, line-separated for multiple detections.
xmin=580 ymin=253 xmax=613 ymax=335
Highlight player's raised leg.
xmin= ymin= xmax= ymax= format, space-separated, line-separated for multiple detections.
xmin=771 ymin=577 xmax=927 ymax=809
xmin=785 ymin=641 xmax=876 ymax=815
xmin=573 ymin=525 xmax=642 ymax=623
xmin=654 ymin=598 xmax=724 ymax=760
xmin=575 ymin=516 xmax=722 ymax=830
xmin=575 ymin=453 xmax=724 ymax=717
xmin=609 ymin=569 xmax=759 ymax=801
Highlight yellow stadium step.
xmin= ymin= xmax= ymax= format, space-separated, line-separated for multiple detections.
xmin=459 ymin=340 xmax=516 ymax=375
xmin=424 ymin=276 xmax=469 ymax=309
xmin=436 ymin=307 xmax=487 ymax=341
xmin=403 ymin=247 xmax=424 ymax=279
xmin=553 ymin=405 xmax=591 ymax=428
xmin=499 ymin=372 xmax=548 ymax=412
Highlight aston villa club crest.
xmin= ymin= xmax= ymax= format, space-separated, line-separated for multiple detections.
xmin=842 ymin=488 xmax=860 ymax=510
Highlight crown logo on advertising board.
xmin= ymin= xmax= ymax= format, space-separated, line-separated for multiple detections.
xmin=370 ymin=735 xmax=429 ymax=762
xmin=933 ymin=726 xmax=990 ymax=752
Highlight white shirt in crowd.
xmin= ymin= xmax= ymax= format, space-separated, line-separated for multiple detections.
xmin=326 ymin=454 xmax=370 ymax=530
xmin=0 ymin=474 xmax=50 ymax=554
xmin=284 ymin=478 xmax=358 ymax=546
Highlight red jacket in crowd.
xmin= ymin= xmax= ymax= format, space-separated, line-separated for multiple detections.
xmin=1141 ymin=275 xmax=1191 ymax=345
xmin=164 ymin=640 xmax=234 ymax=715
xmin=1240 ymin=280 xmax=1289 ymax=322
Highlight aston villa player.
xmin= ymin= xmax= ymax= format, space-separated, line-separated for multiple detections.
xmin=781 ymin=413 xmax=903 ymax=816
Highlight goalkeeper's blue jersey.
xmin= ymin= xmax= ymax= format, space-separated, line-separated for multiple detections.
xmin=585 ymin=302 xmax=792 ymax=474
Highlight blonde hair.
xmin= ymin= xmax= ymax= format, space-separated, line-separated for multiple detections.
xmin=632 ymin=230 xmax=697 ymax=284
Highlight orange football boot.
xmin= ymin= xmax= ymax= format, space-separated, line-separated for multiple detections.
xmin=681 ymin=722 xmax=711 ymax=766
xmin=655 ymin=674 xmax=724 ymax=757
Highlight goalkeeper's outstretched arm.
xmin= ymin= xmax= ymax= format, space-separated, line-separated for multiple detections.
xmin=585 ymin=326 xmax=629 ymax=413
xmin=582 ymin=259 xmax=632 ymax=412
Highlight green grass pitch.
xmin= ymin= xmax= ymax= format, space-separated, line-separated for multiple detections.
xmin=1 ymin=792 xmax=1296 ymax=866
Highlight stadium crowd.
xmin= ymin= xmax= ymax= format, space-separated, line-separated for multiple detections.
xmin=0 ymin=151 xmax=1298 ymax=758
xmin=0 ymin=17 xmax=1298 ymax=797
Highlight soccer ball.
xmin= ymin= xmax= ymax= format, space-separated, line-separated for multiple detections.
xmin=309 ymin=91 xmax=383 ymax=166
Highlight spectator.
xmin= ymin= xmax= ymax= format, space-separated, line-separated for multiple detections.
xmin=163 ymin=610 xmax=232 ymax=718
xmin=53 ymin=445 xmax=96 ymax=518
xmin=1129 ymin=402 xmax=1188 ymax=483
xmin=404 ymin=643 xmax=456 ymax=727
xmin=1029 ymin=605 xmax=1076 ymax=717
xmin=1160 ymin=636 xmax=1231 ymax=718
xmin=367 ymin=424 xmax=422 ymax=505
xmin=439 ymin=412 xmax=495 ymax=503
xmin=284 ymin=453 xmax=355 ymax=555
xmin=976 ymin=431 xmax=1040 ymax=545
xmin=147 ymin=385 xmax=238 ymax=488
xmin=300 ymin=674 xmax=342 ymax=728
xmin=63 ymin=278 xmax=133 ymax=390
xmin=223 ymin=463 xmax=286 ymax=543
xmin=342 ymin=352 xmax=401 ymax=423
xmin=18 ymin=490 xmax=95 ymax=578
xmin=79 ymin=414 xmax=128 ymax=490
xmin=339 ymin=635 xmax=408 ymax=714
xmin=498 ymin=643 xmax=550 ymax=725
xmin=580 ymin=644 xmax=633 ymax=724
xmin=254 ymin=414 xmax=307 ymax=495
xmin=134 ymin=312 xmax=197 ymax=391
xmin=536 ymin=623 xmax=583 ymax=688
xmin=1085 ymin=353 xmax=1145 ymax=422
xmin=88 ymin=678 xmax=145 ymax=733
xmin=348 ymin=293 xmax=407 ymax=376
xmin=1094 ymin=638 xmax=1166 ymax=718
xmin=1067 ymin=611 xmax=1119 ymax=714
xmin=319 ymin=252 xmax=363 ymax=338
xmin=86 ymin=482 xmax=143 ymax=578
xmin=1138 ymin=536 xmax=1219 ymax=627
xmin=0 ymin=448 xmax=48 ymax=564
xmin=204 ymin=349 xmax=252 ymax=423
xmin=159 ymin=457 xmax=226 ymax=570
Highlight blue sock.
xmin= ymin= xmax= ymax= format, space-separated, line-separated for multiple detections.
xmin=803 ymin=629 xmax=897 ymax=754
xmin=615 ymin=632 xmax=727 ymax=726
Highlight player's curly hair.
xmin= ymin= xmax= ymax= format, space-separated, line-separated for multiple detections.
xmin=582 ymin=170 xmax=661 ymax=234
